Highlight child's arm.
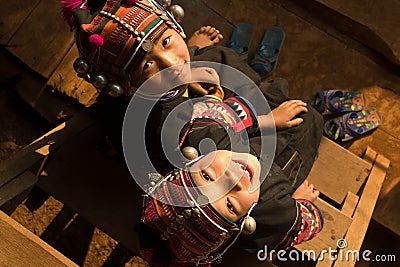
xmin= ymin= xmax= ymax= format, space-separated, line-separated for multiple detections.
xmin=291 ymin=198 xmax=324 ymax=246
xmin=258 ymin=100 xmax=308 ymax=130
xmin=289 ymin=179 xmax=323 ymax=246
xmin=188 ymin=67 xmax=223 ymax=98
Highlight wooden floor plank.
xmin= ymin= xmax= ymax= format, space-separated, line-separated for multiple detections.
xmin=7 ymin=0 xmax=73 ymax=78
xmin=0 ymin=0 xmax=41 ymax=44
xmin=307 ymin=137 xmax=372 ymax=204
xmin=173 ymin=0 xmax=233 ymax=45
xmin=0 ymin=210 xmax=77 ymax=266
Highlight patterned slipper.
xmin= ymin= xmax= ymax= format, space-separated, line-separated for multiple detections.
xmin=324 ymin=108 xmax=382 ymax=142
xmin=250 ymin=26 xmax=285 ymax=78
xmin=227 ymin=23 xmax=254 ymax=61
xmin=310 ymin=90 xmax=366 ymax=115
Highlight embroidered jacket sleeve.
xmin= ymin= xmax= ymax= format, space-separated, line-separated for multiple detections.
xmin=180 ymin=96 xmax=260 ymax=155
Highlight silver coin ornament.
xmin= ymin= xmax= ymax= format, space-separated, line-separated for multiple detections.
xmin=182 ymin=146 xmax=198 ymax=160
xmin=142 ymin=39 xmax=154 ymax=52
xmin=105 ymin=82 xmax=124 ymax=97
xmin=91 ymin=73 xmax=108 ymax=88
xmin=241 ymin=216 xmax=256 ymax=235
xmin=73 ymin=57 xmax=90 ymax=74
xmin=169 ymin=5 xmax=184 ymax=22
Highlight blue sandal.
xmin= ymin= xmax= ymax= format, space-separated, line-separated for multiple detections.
xmin=324 ymin=108 xmax=382 ymax=142
xmin=227 ymin=23 xmax=254 ymax=61
xmin=310 ymin=90 xmax=366 ymax=115
xmin=250 ymin=26 xmax=285 ymax=78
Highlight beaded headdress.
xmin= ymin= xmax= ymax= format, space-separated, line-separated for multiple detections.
xmin=141 ymin=167 xmax=257 ymax=265
xmin=60 ymin=0 xmax=185 ymax=97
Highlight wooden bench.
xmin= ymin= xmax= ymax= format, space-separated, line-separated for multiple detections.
xmin=295 ymin=140 xmax=390 ymax=266
xmin=221 ymin=138 xmax=390 ymax=266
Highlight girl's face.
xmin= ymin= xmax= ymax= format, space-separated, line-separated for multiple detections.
xmin=189 ymin=150 xmax=261 ymax=222
xmin=132 ymin=28 xmax=191 ymax=88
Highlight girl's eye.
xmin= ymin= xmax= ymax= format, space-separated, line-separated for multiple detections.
xmin=162 ymin=36 xmax=170 ymax=47
xmin=143 ymin=61 xmax=152 ymax=70
xmin=226 ymin=200 xmax=234 ymax=212
xmin=202 ymin=171 xmax=211 ymax=181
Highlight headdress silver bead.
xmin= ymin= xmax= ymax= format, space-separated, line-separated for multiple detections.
xmin=160 ymin=0 xmax=171 ymax=8
xmin=182 ymin=146 xmax=199 ymax=160
xmin=192 ymin=208 xmax=201 ymax=217
xmin=182 ymin=209 xmax=192 ymax=219
xmin=105 ymin=82 xmax=124 ymax=97
xmin=91 ymin=73 xmax=108 ymax=88
xmin=176 ymin=215 xmax=185 ymax=223
xmin=169 ymin=5 xmax=185 ymax=22
xmin=73 ymin=57 xmax=90 ymax=74
xmin=173 ymin=169 xmax=180 ymax=178
xmin=186 ymin=200 xmax=194 ymax=207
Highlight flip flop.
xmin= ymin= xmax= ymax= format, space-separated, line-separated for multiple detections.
xmin=324 ymin=108 xmax=382 ymax=142
xmin=227 ymin=23 xmax=254 ymax=61
xmin=310 ymin=90 xmax=366 ymax=115
xmin=250 ymin=26 xmax=285 ymax=79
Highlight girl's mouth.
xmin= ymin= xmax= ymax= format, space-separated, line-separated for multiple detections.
xmin=233 ymin=160 xmax=254 ymax=183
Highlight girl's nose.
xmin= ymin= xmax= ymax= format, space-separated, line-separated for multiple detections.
xmin=159 ymin=52 xmax=180 ymax=69
xmin=224 ymin=167 xmax=246 ymax=191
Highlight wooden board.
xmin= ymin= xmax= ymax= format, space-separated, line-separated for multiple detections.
xmin=295 ymin=198 xmax=352 ymax=261
xmin=47 ymin=46 xmax=99 ymax=107
xmin=307 ymin=137 xmax=372 ymax=204
xmin=0 ymin=210 xmax=77 ymax=266
xmin=173 ymin=0 xmax=233 ymax=46
xmin=7 ymin=0 xmax=74 ymax=78
xmin=0 ymin=50 xmax=47 ymax=110
xmin=333 ymin=154 xmax=390 ymax=267
xmin=0 ymin=171 xmax=38 ymax=215
xmin=0 ymin=0 xmax=41 ymax=44
xmin=340 ymin=192 xmax=359 ymax=218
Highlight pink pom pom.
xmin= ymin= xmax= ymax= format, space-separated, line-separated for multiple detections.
xmin=60 ymin=0 xmax=84 ymax=28
xmin=89 ymin=34 xmax=104 ymax=48
xmin=125 ymin=0 xmax=139 ymax=5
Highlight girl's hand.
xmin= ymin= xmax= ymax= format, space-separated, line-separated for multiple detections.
xmin=271 ymin=100 xmax=308 ymax=130
xmin=188 ymin=67 xmax=220 ymax=96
